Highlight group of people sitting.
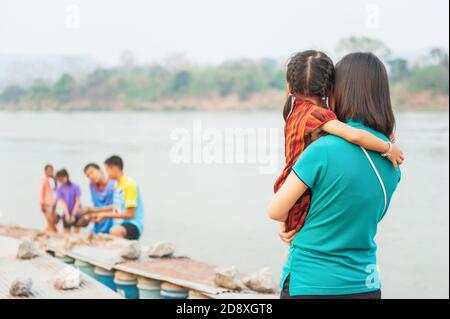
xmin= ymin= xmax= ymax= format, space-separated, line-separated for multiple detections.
xmin=38 ymin=155 xmax=144 ymax=240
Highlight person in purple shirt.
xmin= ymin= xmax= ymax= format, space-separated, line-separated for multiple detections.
xmin=55 ymin=169 xmax=82 ymax=234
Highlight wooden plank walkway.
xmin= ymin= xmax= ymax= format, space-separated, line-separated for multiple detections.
xmin=0 ymin=236 xmax=121 ymax=299
xmin=0 ymin=224 xmax=279 ymax=299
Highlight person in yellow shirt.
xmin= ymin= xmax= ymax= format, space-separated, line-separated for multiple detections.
xmin=82 ymin=156 xmax=144 ymax=240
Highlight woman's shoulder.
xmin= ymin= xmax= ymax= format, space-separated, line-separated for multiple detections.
xmin=308 ymin=134 xmax=348 ymax=152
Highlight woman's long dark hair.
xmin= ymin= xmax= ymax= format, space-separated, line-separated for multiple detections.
xmin=56 ymin=169 xmax=72 ymax=185
xmin=283 ymin=50 xmax=335 ymax=121
xmin=333 ymin=52 xmax=395 ymax=137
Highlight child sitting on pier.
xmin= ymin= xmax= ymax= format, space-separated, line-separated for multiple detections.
xmin=83 ymin=156 xmax=144 ymax=240
xmin=82 ymin=163 xmax=115 ymax=234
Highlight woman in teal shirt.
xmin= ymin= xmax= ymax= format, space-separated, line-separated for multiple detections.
xmin=269 ymin=53 xmax=401 ymax=299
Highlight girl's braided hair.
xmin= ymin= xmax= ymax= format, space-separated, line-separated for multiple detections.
xmin=283 ymin=50 xmax=335 ymax=121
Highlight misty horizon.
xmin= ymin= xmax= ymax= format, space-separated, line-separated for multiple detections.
xmin=1 ymin=0 xmax=448 ymax=66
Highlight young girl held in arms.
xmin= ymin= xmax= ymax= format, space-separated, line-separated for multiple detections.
xmin=274 ymin=50 xmax=404 ymax=235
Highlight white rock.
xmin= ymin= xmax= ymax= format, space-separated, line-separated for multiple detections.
xmin=242 ymin=267 xmax=275 ymax=293
xmin=121 ymin=241 xmax=141 ymax=260
xmin=16 ymin=240 xmax=40 ymax=260
xmin=53 ymin=267 xmax=81 ymax=290
xmin=214 ymin=266 xmax=244 ymax=291
xmin=148 ymin=241 xmax=176 ymax=258
xmin=9 ymin=278 xmax=33 ymax=297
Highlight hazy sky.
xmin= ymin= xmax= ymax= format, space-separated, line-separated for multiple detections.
xmin=1 ymin=0 xmax=449 ymax=64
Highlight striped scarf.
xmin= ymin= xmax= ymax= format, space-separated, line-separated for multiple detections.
xmin=274 ymin=98 xmax=337 ymax=232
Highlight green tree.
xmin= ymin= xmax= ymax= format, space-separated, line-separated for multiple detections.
xmin=0 ymin=85 xmax=25 ymax=102
xmin=29 ymin=80 xmax=52 ymax=101
xmin=388 ymin=58 xmax=410 ymax=82
xmin=269 ymin=69 xmax=286 ymax=90
xmin=406 ymin=48 xmax=449 ymax=94
xmin=408 ymin=64 xmax=449 ymax=94
xmin=169 ymin=71 xmax=191 ymax=97
xmin=336 ymin=36 xmax=392 ymax=59
xmin=81 ymin=68 xmax=120 ymax=101
xmin=430 ymin=48 xmax=449 ymax=68
xmin=53 ymin=74 xmax=76 ymax=102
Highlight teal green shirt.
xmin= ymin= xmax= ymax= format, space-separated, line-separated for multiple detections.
xmin=281 ymin=120 xmax=401 ymax=296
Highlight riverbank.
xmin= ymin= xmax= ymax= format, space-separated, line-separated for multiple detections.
xmin=0 ymin=88 xmax=448 ymax=112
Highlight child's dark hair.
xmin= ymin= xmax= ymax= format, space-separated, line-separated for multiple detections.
xmin=83 ymin=163 xmax=100 ymax=173
xmin=105 ymin=155 xmax=124 ymax=170
xmin=55 ymin=169 xmax=71 ymax=185
xmin=283 ymin=50 xmax=335 ymax=121
xmin=44 ymin=164 xmax=53 ymax=171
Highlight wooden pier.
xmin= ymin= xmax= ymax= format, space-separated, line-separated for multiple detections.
xmin=0 ymin=235 xmax=121 ymax=299
xmin=0 ymin=224 xmax=278 ymax=299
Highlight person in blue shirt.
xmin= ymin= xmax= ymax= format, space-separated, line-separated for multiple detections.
xmin=269 ymin=53 xmax=402 ymax=299
xmin=83 ymin=156 xmax=144 ymax=240
xmin=82 ymin=163 xmax=115 ymax=234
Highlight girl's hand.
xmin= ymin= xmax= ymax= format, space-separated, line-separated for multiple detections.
xmin=278 ymin=223 xmax=297 ymax=245
xmin=388 ymin=144 xmax=405 ymax=171
xmin=389 ymin=133 xmax=396 ymax=143
xmin=93 ymin=213 xmax=106 ymax=223
xmin=80 ymin=206 xmax=92 ymax=215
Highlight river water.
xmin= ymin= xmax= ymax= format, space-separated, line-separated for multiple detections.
xmin=0 ymin=111 xmax=448 ymax=298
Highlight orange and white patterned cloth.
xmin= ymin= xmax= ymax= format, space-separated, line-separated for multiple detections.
xmin=274 ymin=98 xmax=337 ymax=232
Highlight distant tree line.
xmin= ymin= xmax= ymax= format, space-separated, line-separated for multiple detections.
xmin=387 ymin=48 xmax=449 ymax=94
xmin=0 ymin=37 xmax=448 ymax=107
xmin=0 ymin=58 xmax=285 ymax=104
xmin=336 ymin=36 xmax=449 ymax=94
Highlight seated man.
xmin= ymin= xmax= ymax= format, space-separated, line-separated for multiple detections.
xmin=85 ymin=155 xmax=144 ymax=240
xmin=82 ymin=163 xmax=115 ymax=234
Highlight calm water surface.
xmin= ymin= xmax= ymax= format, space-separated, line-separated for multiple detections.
xmin=0 ymin=111 xmax=448 ymax=298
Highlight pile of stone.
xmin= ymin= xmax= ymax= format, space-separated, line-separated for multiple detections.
xmin=214 ymin=266 xmax=275 ymax=293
